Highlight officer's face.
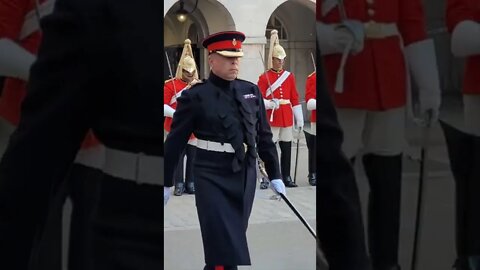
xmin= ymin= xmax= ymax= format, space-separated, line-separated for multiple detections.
xmin=209 ymin=53 xmax=240 ymax=81
xmin=272 ymin=57 xmax=284 ymax=71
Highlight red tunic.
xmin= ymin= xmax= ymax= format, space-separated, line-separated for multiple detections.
xmin=317 ymin=0 xmax=428 ymax=110
xmin=163 ymin=78 xmax=196 ymax=141
xmin=163 ymin=78 xmax=188 ymax=132
xmin=305 ymin=72 xmax=316 ymax=122
xmin=0 ymin=0 xmax=99 ymax=149
xmin=257 ymin=69 xmax=300 ymax=127
xmin=446 ymin=0 xmax=480 ymax=95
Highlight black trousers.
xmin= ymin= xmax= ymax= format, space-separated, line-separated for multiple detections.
xmin=93 ymin=175 xmax=162 ymax=270
xmin=29 ymin=164 xmax=102 ymax=270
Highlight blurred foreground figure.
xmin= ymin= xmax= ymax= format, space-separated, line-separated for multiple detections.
xmin=0 ymin=0 xmax=164 ymax=269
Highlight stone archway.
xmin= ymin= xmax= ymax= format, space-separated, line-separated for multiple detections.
xmin=164 ymin=0 xmax=236 ymax=80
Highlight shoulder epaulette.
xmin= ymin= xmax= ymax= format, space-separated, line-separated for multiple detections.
xmin=307 ymin=71 xmax=315 ymax=78
xmin=164 ymin=78 xmax=174 ymax=83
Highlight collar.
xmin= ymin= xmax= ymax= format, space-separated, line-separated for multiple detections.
xmin=270 ymin=68 xmax=284 ymax=73
xmin=209 ymin=72 xmax=234 ymax=89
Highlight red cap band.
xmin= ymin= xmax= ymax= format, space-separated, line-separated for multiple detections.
xmin=207 ymin=39 xmax=242 ymax=52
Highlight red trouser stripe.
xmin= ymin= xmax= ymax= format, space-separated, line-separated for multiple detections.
xmin=215 ymin=266 xmax=224 ymax=270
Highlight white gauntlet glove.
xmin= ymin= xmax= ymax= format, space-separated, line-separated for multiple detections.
xmin=405 ymin=39 xmax=441 ymax=126
xmin=164 ymin=104 xmax=176 ymax=118
xmin=316 ymin=20 xmax=365 ymax=56
xmin=451 ymin=20 xmax=480 ymax=57
xmin=306 ymin=99 xmax=316 ymax=111
xmin=293 ymin=105 xmax=304 ymax=130
xmin=0 ymin=38 xmax=36 ymax=80
xmin=270 ymin=179 xmax=286 ymax=195
xmin=264 ymin=99 xmax=280 ymax=110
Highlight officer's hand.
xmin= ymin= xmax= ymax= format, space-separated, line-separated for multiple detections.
xmin=164 ymin=186 xmax=172 ymax=206
xmin=270 ymin=179 xmax=286 ymax=196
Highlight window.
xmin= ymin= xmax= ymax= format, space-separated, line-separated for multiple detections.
xmin=265 ymin=15 xmax=288 ymax=40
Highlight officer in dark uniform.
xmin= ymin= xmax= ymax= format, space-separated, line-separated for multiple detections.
xmin=164 ymin=31 xmax=286 ymax=270
xmin=0 ymin=1 xmax=163 ymax=269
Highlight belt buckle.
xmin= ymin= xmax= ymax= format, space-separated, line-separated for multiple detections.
xmin=365 ymin=21 xmax=383 ymax=38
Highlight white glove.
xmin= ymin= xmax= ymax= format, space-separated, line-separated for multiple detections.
xmin=316 ymin=21 xmax=364 ymax=56
xmin=264 ymin=99 xmax=280 ymax=110
xmin=405 ymin=39 xmax=441 ymax=125
xmin=271 ymin=98 xmax=280 ymax=109
xmin=164 ymin=186 xmax=172 ymax=206
xmin=264 ymin=99 xmax=273 ymax=110
xmin=0 ymin=38 xmax=36 ymax=80
xmin=270 ymin=179 xmax=286 ymax=195
xmin=451 ymin=20 xmax=480 ymax=57
xmin=306 ymin=99 xmax=316 ymax=111
xmin=293 ymin=105 xmax=304 ymax=130
xmin=164 ymin=104 xmax=176 ymax=118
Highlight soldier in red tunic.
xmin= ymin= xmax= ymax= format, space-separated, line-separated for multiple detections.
xmin=164 ymin=39 xmax=198 ymax=196
xmin=446 ymin=0 xmax=480 ymax=268
xmin=318 ymin=1 xmax=441 ymax=269
xmin=257 ymin=30 xmax=304 ymax=188
xmin=304 ymin=71 xmax=316 ymax=186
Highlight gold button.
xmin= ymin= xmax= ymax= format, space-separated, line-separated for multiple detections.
xmin=368 ymin=9 xmax=375 ymax=16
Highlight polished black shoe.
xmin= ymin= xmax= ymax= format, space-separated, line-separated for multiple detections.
xmin=283 ymin=176 xmax=297 ymax=188
xmin=174 ymin=182 xmax=184 ymax=196
xmin=308 ymin=173 xmax=317 ymax=186
xmin=260 ymin=178 xmax=269 ymax=189
xmin=185 ymin=182 xmax=195 ymax=194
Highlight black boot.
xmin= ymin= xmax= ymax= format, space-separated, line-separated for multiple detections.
xmin=308 ymin=173 xmax=317 ymax=186
xmin=304 ymin=131 xmax=316 ymax=186
xmin=260 ymin=177 xmax=269 ymax=189
xmin=279 ymin=141 xmax=297 ymax=187
xmin=363 ymin=154 xmax=402 ymax=269
xmin=174 ymin=182 xmax=184 ymax=196
xmin=441 ymin=121 xmax=480 ymax=266
xmin=173 ymin=150 xmax=186 ymax=196
xmin=185 ymin=145 xmax=196 ymax=194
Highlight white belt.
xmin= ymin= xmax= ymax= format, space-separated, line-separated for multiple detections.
xmin=278 ymin=99 xmax=291 ymax=105
xmin=363 ymin=22 xmax=399 ymax=39
xmin=196 ymin=139 xmax=235 ymax=153
xmin=266 ymin=99 xmax=291 ymax=105
xmin=103 ymin=147 xmax=163 ymax=186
